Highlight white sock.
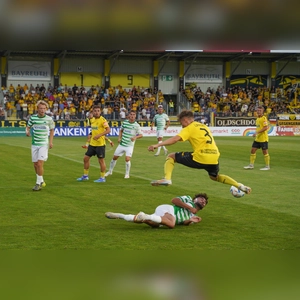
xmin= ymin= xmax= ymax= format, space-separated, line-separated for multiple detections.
xmin=149 ymin=214 xmax=162 ymax=223
xmin=36 ymin=175 xmax=43 ymax=184
xmin=156 ymin=144 xmax=162 ymax=154
xmin=123 ymin=214 xmax=135 ymax=222
xmin=110 ymin=159 xmax=117 ymax=171
xmin=125 ymin=161 xmax=131 ymax=175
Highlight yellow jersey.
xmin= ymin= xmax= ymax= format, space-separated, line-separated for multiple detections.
xmin=178 ymin=121 xmax=220 ymax=164
xmin=90 ymin=116 xmax=109 ymax=146
xmin=255 ymin=116 xmax=269 ymax=142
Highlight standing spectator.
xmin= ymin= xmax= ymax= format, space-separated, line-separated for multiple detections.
xmin=150 ymin=105 xmax=170 ymax=156
xmin=244 ymin=106 xmax=270 ymax=171
xmin=105 ymin=111 xmax=143 ymax=179
xmin=22 ymin=101 xmax=28 ymax=119
xmin=141 ymin=106 xmax=147 ymax=120
xmin=72 ymin=84 xmax=78 ymax=95
xmin=9 ymin=84 xmax=15 ymax=97
xmin=119 ymin=106 xmax=127 ymax=120
xmin=126 ymin=93 xmax=132 ymax=109
xmin=102 ymin=105 xmax=109 ymax=119
xmin=77 ymin=105 xmax=110 ymax=183
xmin=15 ymin=101 xmax=22 ymax=119
xmin=5 ymin=100 xmax=12 ymax=117
xmin=146 ymin=107 xmax=151 ymax=120
xmin=73 ymin=96 xmax=80 ymax=118
xmin=26 ymin=100 xmax=55 ymax=191
xmin=0 ymin=105 xmax=5 ymax=120
xmin=168 ymin=99 xmax=174 ymax=115
xmin=107 ymin=105 xmax=113 ymax=120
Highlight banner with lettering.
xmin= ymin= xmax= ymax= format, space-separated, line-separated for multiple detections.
xmin=276 ymin=126 xmax=300 ymax=136
xmin=8 ymin=61 xmax=51 ymax=81
xmin=185 ymin=65 xmax=223 ymax=83
xmin=277 ymin=114 xmax=300 ymax=125
xmin=215 ymin=117 xmax=256 ymax=127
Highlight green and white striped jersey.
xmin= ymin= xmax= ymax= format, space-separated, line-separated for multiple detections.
xmin=120 ymin=119 xmax=142 ymax=147
xmin=173 ymin=195 xmax=196 ymax=224
xmin=153 ymin=113 xmax=169 ymax=130
xmin=27 ymin=114 xmax=55 ymax=146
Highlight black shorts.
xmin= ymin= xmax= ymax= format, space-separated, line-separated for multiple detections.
xmin=175 ymin=151 xmax=219 ymax=177
xmin=252 ymin=141 xmax=268 ymax=150
xmin=85 ymin=145 xmax=106 ymax=158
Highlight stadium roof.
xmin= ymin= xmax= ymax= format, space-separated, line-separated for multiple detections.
xmin=1 ymin=50 xmax=300 ymax=63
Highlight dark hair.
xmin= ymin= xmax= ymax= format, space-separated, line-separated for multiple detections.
xmin=193 ymin=193 xmax=208 ymax=209
xmin=177 ymin=110 xmax=194 ymax=121
xmin=92 ymin=105 xmax=101 ymax=110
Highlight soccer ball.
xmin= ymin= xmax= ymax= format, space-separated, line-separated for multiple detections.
xmin=230 ymin=186 xmax=245 ymax=198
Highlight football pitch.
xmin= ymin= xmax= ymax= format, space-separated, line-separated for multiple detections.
xmin=0 ymin=135 xmax=299 ymax=250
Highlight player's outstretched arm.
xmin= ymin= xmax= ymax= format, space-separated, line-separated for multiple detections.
xmin=148 ymin=135 xmax=181 ymax=151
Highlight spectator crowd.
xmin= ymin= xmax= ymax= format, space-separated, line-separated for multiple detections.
xmin=0 ymin=83 xmax=168 ymax=121
xmin=180 ymin=84 xmax=300 ymax=124
xmin=1 ymin=82 xmax=300 ymax=123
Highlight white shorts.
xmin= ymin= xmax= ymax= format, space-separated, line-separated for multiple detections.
xmin=152 ymin=204 xmax=175 ymax=217
xmin=31 ymin=146 xmax=48 ymax=162
xmin=114 ymin=145 xmax=134 ymax=157
xmin=156 ymin=129 xmax=165 ymax=138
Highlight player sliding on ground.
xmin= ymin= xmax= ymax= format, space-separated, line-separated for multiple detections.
xmin=148 ymin=110 xmax=252 ymax=194
xmin=105 ymin=193 xmax=208 ymax=229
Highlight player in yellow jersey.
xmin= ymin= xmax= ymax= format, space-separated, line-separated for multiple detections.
xmin=148 ymin=110 xmax=251 ymax=194
xmin=244 ymin=106 xmax=270 ymax=171
xmin=77 ymin=105 xmax=111 ymax=183
xmin=81 ymin=111 xmax=114 ymax=149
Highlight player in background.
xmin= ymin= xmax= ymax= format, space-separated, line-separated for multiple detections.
xmin=82 ymin=111 xmax=114 ymax=148
xmin=151 ymin=105 xmax=170 ymax=156
xmin=148 ymin=110 xmax=252 ymax=194
xmin=105 ymin=110 xmax=143 ymax=179
xmin=244 ymin=106 xmax=270 ymax=170
xmin=26 ymin=100 xmax=55 ymax=191
xmin=105 ymin=193 xmax=208 ymax=229
xmin=77 ymin=105 xmax=110 ymax=183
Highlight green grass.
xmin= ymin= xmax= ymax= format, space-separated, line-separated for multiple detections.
xmin=0 ymin=135 xmax=299 ymax=250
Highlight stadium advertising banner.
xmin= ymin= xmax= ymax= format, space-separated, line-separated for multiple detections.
xmin=53 ymin=127 xmax=182 ymax=137
xmin=0 ymin=120 xmax=86 ymax=128
xmin=185 ymin=65 xmax=223 ymax=83
xmin=276 ymin=126 xmax=300 ymax=136
xmin=53 ymin=126 xmax=277 ymax=137
xmin=0 ymin=119 xmax=165 ymax=128
xmin=0 ymin=127 xmax=25 ymax=136
xmin=215 ymin=117 xmax=256 ymax=127
xmin=8 ymin=61 xmax=51 ymax=81
xmin=0 ymin=125 xmax=281 ymax=137
xmin=210 ymin=126 xmax=276 ymax=137
xmin=277 ymin=114 xmax=300 ymax=125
